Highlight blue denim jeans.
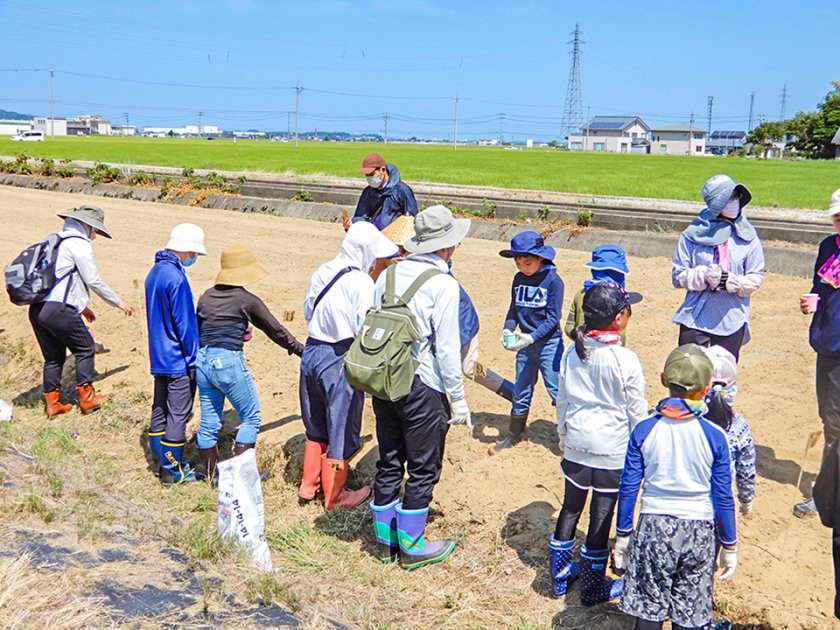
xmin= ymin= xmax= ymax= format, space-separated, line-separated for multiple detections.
xmin=511 ymin=334 xmax=562 ymax=416
xmin=195 ymin=347 xmax=261 ymax=449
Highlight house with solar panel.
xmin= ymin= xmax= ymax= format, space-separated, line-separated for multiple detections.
xmin=707 ymin=130 xmax=748 ymax=155
xmin=566 ymin=116 xmax=651 ymax=153
xmin=650 ymin=124 xmax=707 ymax=155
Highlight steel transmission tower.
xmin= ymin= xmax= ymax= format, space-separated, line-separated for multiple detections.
xmin=706 ymin=96 xmax=714 ymax=137
xmin=748 ymin=92 xmax=756 ymax=132
xmin=780 ymin=84 xmax=789 ymax=120
xmin=560 ymin=23 xmax=584 ymax=142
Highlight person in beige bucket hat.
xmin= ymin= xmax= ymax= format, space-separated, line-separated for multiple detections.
xmin=194 ymin=244 xmax=303 ymax=483
xmin=367 ymin=205 xmax=472 ymax=570
xmin=27 ymin=205 xmax=133 ymax=418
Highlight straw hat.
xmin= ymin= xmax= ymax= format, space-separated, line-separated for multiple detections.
xmin=215 ymin=244 xmax=269 ymax=286
xmin=380 ymin=215 xmax=416 ymax=246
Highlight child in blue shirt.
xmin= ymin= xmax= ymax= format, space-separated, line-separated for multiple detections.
xmin=491 ymin=231 xmax=564 ymax=453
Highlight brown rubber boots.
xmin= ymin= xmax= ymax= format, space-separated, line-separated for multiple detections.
xmin=75 ymin=383 xmax=106 ymax=414
xmin=321 ymin=454 xmax=370 ymax=512
xmin=43 ymin=390 xmax=72 ymax=419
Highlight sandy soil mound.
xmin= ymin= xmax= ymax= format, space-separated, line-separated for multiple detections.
xmin=0 ymin=185 xmax=834 ymax=629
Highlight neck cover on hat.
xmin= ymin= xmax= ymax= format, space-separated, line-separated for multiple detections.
xmin=682 ymin=208 xmax=757 ymax=246
xmin=583 ymin=269 xmax=625 ymax=291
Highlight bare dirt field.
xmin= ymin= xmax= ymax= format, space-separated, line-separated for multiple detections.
xmin=0 ymin=185 xmax=835 ymax=629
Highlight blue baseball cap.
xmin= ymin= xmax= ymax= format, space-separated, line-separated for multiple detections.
xmin=585 ymin=244 xmax=629 ymax=275
xmin=499 ymin=231 xmax=555 ymax=261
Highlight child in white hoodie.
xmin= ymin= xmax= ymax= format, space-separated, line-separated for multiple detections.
xmin=550 ymin=282 xmax=648 ymax=604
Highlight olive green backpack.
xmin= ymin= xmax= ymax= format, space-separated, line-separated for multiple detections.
xmin=344 ymin=264 xmax=442 ymax=401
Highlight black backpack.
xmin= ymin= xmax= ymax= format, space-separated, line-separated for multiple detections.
xmin=5 ymin=234 xmax=80 ymax=306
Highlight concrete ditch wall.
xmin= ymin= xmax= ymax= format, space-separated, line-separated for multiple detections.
xmin=0 ymin=174 xmax=817 ymax=278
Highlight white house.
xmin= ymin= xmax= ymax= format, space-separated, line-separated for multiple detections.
xmin=33 ymin=116 xmax=68 ymax=136
xmin=707 ymin=130 xmax=747 ymax=155
xmin=567 ymin=116 xmax=651 ymax=153
xmin=110 ymin=124 xmax=136 ymax=136
xmin=0 ymin=119 xmax=33 ymax=135
xmin=650 ymin=124 xmax=707 ymax=155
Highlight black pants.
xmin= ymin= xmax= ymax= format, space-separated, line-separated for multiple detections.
xmin=817 ymin=354 xmax=840 ymax=462
xmin=150 ymin=374 xmax=196 ymax=443
xmin=554 ymin=479 xmax=618 ymax=550
xmin=28 ymin=301 xmax=95 ymax=392
xmin=372 ymin=376 xmax=450 ymax=510
xmin=678 ymin=324 xmax=747 ymax=362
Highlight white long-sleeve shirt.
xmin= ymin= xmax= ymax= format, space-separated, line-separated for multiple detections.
xmin=304 ymin=266 xmax=374 ymax=343
xmin=556 ymin=337 xmax=648 ymax=469
xmin=373 ymin=253 xmax=465 ymax=401
xmin=45 ymin=219 xmax=121 ymax=312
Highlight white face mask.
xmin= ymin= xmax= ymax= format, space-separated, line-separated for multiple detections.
xmin=366 ymin=175 xmax=383 ymax=188
xmin=720 ymin=198 xmax=740 ymax=219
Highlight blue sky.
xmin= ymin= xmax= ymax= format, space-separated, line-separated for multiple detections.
xmin=0 ymin=0 xmax=835 ymax=140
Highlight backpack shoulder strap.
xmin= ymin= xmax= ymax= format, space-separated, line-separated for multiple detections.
xmin=311 ymin=266 xmax=355 ymax=314
xmin=400 ymin=268 xmax=444 ymax=305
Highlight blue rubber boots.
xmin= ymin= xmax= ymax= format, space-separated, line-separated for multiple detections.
xmin=369 ymin=502 xmax=455 ymax=570
xmin=548 ymin=537 xmax=580 ymax=597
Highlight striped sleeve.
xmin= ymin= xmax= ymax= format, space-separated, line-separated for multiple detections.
xmin=700 ymin=418 xmax=737 ymax=546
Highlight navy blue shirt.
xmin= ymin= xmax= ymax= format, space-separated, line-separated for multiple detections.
xmin=352 ymin=163 xmax=418 ymax=230
xmin=809 ymin=234 xmax=840 ymax=357
xmin=503 ymin=263 xmax=564 ymax=343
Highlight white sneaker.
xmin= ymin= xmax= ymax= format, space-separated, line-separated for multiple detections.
xmin=793 ymin=498 xmax=818 ymax=519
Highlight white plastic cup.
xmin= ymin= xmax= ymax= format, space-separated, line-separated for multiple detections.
xmin=503 ymin=332 xmax=516 ymax=348
xmin=802 ymin=293 xmax=820 ymax=314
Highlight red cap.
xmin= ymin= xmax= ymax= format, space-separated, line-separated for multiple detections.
xmin=358 ymin=153 xmax=386 ymax=175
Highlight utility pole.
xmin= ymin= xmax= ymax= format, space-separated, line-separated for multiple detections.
xmin=49 ymin=67 xmax=54 ymax=138
xmin=748 ymin=91 xmax=756 ymax=132
xmin=294 ymin=84 xmax=302 ymax=147
xmin=688 ymin=112 xmax=695 ymax=155
xmin=706 ymin=96 xmax=714 ymax=138
xmin=499 ymin=112 xmax=505 ymax=145
xmin=383 ymin=112 xmax=389 ymax=144
xmin=453 ymin=94 xmax=459 ymax=151
xmin=287 ymin=112 xmax=291 ymax=140
xmin=780 ymin=84 xmax=789 ymax=121
xmin=198 ymin=111 xmax=203 ymax=137
xmin=584 ymin=105 xmax=591 ymax=152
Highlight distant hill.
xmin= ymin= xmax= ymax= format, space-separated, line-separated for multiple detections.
xmin=0 ymin=109 xmax=34 ymax=121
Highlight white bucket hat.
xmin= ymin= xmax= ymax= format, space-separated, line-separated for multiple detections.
xmin=166 ymin=223 xmax=207 ymax=255
xmin=403 ymin=205 xmax=471 ymax=254
xmin=829 ymin=188 xmax=840 ymax=217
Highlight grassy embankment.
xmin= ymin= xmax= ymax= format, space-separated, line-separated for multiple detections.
xmin=1 ymin=136 xmax=838 ymax=210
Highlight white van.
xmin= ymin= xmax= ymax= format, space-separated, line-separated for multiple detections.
xmin=11 ymin=130 xmax=45 ymax=142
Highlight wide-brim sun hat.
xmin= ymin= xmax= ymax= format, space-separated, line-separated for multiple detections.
xmin=701 ymin=174 xmax=752 ymax=217
xmin=215 ymin=244 xmax=269 ymax=286
xmin=403 ymin=205 xmax=471 ymax=254
xmin=829 ymin=188 xmax=840 ymax=217
xmin=166 ymin=222 xmax=208 ymax=255
xmin=57 ymin=205 xmax=112 ymax=238
xmin=585 ymin=244 xmax=629 ymax=275
xmin=380 ymin=215 xmax=416 ymax=246
xmin=700 ymin=345 xmax=738 ymax=388
xmin=499 ymin=230 xmax=556 ymax=261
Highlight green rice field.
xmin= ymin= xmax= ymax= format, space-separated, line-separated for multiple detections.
xmin=1 ymin=136 xmax=838 ymax=210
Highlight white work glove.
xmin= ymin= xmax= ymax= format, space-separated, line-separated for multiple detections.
xmin=507 ymin=332 xmax=534 ymax=352
xmin=739 ymin=500 xmax=753 ymax=516
xmin=556 ymin=425 xmax=567 ymax=453
xmin=613 ymin=534 xmax=632 ymax=572
xmin=449 ymin=398 xmax=472 ymax=429
xmin=725 ymin=273 xmax=763 ymax=298
xmin=677 ymin=265 xmax=711 ymax=291
xmin=706 ymin=264 xmax=723 ymax=289
xmin=718 ymin=547 xmax=737 ymax=580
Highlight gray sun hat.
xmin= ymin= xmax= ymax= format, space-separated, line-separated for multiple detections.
xmin=57 ymin=205 xmax=112 ymax=238
xmin=701 ymin=174 xmax=752 ymax=218
xmin=403 ymin=205 xmax=471 ymax=254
